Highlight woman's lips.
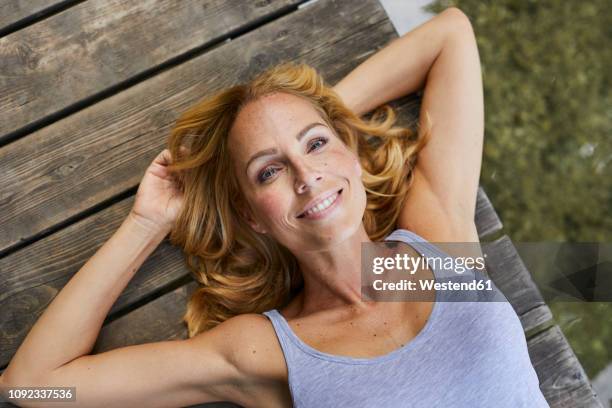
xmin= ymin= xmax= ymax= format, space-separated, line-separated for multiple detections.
xmin=297 ymin=189 xmax=343 ymax=220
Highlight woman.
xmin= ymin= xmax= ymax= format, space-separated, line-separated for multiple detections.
xmin=0 ymin=7 xmax=548 ymax=407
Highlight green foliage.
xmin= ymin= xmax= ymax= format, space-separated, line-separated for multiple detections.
xmin=426 ymin=0 xmax=611 ymax=379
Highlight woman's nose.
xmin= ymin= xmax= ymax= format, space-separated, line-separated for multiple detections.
xmin=293 ymin=160 xmax=323 ymax=194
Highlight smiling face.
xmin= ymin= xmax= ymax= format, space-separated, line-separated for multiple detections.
xmin=228 ymin=92 xmax=367 ymax=253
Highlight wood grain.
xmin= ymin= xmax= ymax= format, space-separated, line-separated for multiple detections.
xmin=475 ymin=186 xmax=502 ymax=238
xmin=93 ymin=281 xmax=198 ymax=353
xmin=482 ymin=234 xmax=546 ymax=316
xmin=0 ymin=1 xmax=63 ymax=33
xmin=528 ymin=325 xmax=603 ymax=407
xmin=0 ymin=0 xmax=303 ymax=142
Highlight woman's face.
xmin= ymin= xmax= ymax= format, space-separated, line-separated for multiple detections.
xmin=228 ymin=92 xmax=367 ymax=252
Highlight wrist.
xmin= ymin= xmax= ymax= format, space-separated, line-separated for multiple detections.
xmin=126 ymin=211 xmax=172 ymax=238
xmin=332 ymin=83 xmax=367 ymax=117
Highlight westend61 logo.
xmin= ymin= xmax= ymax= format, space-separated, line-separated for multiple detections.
xmin=361 ymin=240 xmax=496 ymax=302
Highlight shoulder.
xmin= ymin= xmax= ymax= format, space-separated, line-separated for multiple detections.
xmin=188 ymin=313 xmax=289 ymax=406
xmin=202 ymin=313 xmax=287 ymax=381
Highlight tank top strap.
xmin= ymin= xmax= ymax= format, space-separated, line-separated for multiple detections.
xmin=384 ymin=228 xmax=458 ymax=276
xmin=261 ymin=309 xmax=303 ymax=401
xmin=262 ymin=309 xmax=300 ymax=359
xmin=384 ymin=228 xmax=443 ymax=258
xmin=384 ymin=228 xmax=472 ymax=290
xmin=385 ymin=228 xmax=508 ymax=302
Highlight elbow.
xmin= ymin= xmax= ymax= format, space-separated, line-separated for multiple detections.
xmin=1 ymin=368 xmax=47 ymax=389
xmin=1 ymin=354 xmax=56 ymax=388
xmin=1 ymin=371 xmax=50 ymax=408
xmin=1 ymin=373 xmax=14 ymax=406
xmin=441 ymin=7 xmax=475 ymax=36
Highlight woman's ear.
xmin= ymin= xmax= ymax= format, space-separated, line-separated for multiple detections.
xmin=354 ymin=155 xmax=362 ymax=178
xmin=247 ymin=217 xmax=267 ymax=235
xmin=237 ymin=202 xmax=267 ymax=234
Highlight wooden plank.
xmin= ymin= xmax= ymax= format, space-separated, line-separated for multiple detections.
xmin=528 ymin=325 xmax=603 ymax=408
xmin=0 ymin=0 xmax=303 ymax=143
xmin=93 ymin=281 xmax=197 ymax=352
xmin=481 ymin=235 xmax=546 ymax=316
xmin=520 ymin=304 xmax=554 ymax=336
xmin=475 ymin=186 xmax=503 ymax=239
xmin=0 ymin=0 xmax=398 ymax=254
xmin=0 ymin=196 xmax=189 ymax=367
xmin=0 ymin=1 xmax=64 ymax=34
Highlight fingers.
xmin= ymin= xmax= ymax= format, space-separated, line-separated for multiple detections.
xmin=154 ymin=146 xmax=189 ymax=165
xmin=154 ymin=149 xmax=172 ymax=166
xmin=152 ymin=147 xmax=191 ymax=177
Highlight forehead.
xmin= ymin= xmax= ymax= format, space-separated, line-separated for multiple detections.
xmin=228 ymin=93 xmax=325 ymax=163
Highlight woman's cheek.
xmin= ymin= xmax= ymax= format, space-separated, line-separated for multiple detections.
xmin=258 ymin=191 xmax=285 ymax=220
xmin=342 ymin=151 xmax=362 ymax=178
xmin=332 ymin=144 xmax=361 ymax=177
xmin=328 ymin=147 xmax=359 ymax=173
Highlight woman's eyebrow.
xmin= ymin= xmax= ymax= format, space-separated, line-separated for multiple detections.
xmin=245 ymin=122 xmax=327 ymax=173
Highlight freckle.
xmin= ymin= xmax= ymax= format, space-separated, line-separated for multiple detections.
xmin=349 ymin=322 xmax=353 ymax=325
xmin=252 ymin=350 xmax=256 ymax=354
xmin=373 ymin=333 xmax=377 ymax=337
xmin=383 ymin=321 xmax=387 ymax=325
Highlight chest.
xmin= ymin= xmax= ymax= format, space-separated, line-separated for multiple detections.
xmin=248 ymin=304 xmax=433 ymax=407
xmin=286 ymin=301 xmax=434 ymax=359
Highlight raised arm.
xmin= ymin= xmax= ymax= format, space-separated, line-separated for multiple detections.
xmin=334 ymin=7 xmax=484 ymax=243
xmin=0 ymin=150 xmax=268 ymax=406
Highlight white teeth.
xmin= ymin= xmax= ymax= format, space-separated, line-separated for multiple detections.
xmin=302 ymin=192 xmax=338 ymax=217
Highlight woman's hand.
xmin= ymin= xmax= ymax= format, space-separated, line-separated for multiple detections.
xmin=130 ymin=148 xmax=184 ymax=233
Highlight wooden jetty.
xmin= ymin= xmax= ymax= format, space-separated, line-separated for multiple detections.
xmin=0 ymin=0 xmax=602 ymax=406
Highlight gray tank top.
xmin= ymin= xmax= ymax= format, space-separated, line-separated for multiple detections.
xmin=262 ymin=228 xmax=549 ymax=407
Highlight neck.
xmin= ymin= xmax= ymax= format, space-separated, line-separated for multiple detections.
xmin=291 ymin=223 xmax=376 ymax=317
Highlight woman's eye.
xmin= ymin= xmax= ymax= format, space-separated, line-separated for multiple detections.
xmin=258 ymin=166 xmax=279 ymax=183
xmin=308 ymin=137 xmax=328 ymax=152
xmin=257 ymin=137 xmax=328 ymax=183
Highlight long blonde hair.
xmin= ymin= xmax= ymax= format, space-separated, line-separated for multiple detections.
xmin=165 ymin=61 xmax=431 ymax=337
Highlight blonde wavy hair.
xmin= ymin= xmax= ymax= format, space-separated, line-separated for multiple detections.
xmin=165 ymin=61 xmax=431 ymax=337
